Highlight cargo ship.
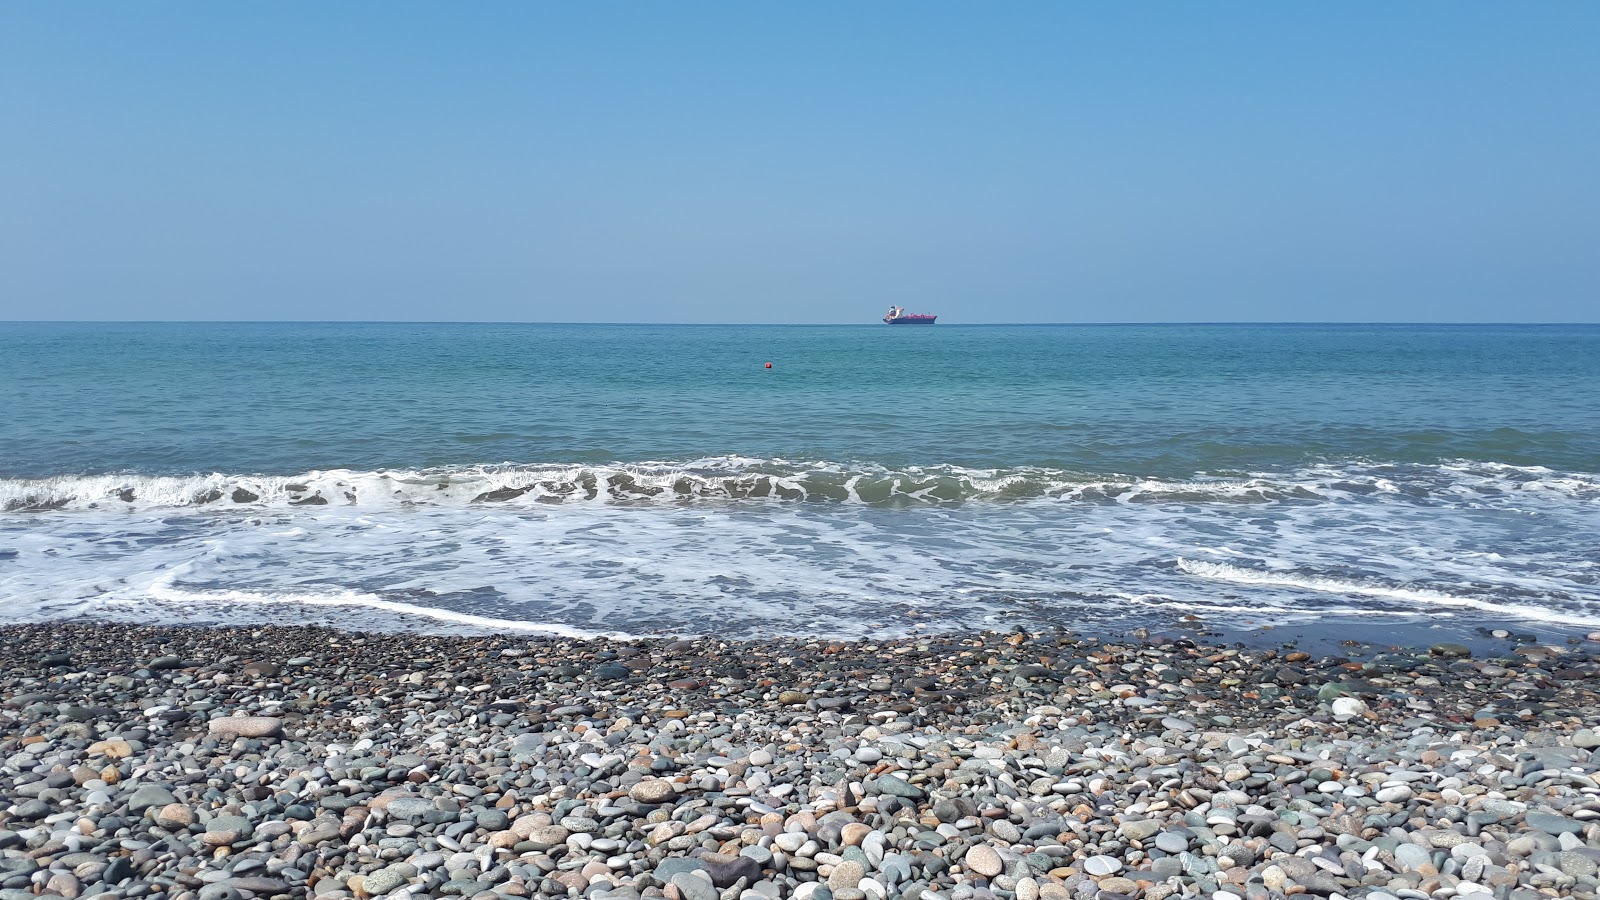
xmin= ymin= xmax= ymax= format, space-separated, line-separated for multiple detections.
xmin=883 ymin=306 xmax=937 ymax=324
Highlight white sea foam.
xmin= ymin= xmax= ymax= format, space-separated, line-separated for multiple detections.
xmin=3 ymin=457 xmax=1596 ymax=637
xmin=132 ymin=577 xmax=625 ymax=639
xmin=1176 ymin=558 xmax=1600 ymax=627
xmin=5 ymin=457 xmax=1598 ymax=512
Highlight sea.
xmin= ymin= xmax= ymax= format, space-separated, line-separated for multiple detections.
xmin=3 ymin=322 xmax=1598 ymax=648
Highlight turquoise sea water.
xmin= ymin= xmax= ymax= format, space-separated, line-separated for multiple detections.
xmin=2 ymin=322 xmax=1598 ymax=642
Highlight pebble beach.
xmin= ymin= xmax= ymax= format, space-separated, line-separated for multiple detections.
xmin=4 ymin=624 xmax=1600 ymax=900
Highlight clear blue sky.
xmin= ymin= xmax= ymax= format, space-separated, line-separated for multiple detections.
xmin=2 ymin=3 xmax=1596 ymax=323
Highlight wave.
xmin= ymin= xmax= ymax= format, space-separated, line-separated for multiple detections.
xmin=4 ymin=457 xmax=1598 ymax=513
xmin=1176 ymin=558 xmax=1600 ymax=627
xmin=116 ymin=571 xmax=626 ymax=639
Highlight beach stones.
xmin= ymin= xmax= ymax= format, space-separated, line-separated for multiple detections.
xmin=10 ymin=798 xmax=50 ymax=819
xmin=0 ymin=621 xmax=1597 ymax=900
xmin=1526 ymin=811 xmax=1584 ymax=835
xmin=672 ymin=873 xmax=717 ymax=900
xmin=155 ymin=803 xmax=194 ymax=829
xmin=1154 ymin=831 xmax=1189 ymax=853
xmin=1118 ymin=819 xmax=1160 ymax=841
xmin=874 ymin=774 xmax=923 ymax=799
xmin=1374 ymin=784 xmax=1413 ymax=803
xmin=699 ymin=853 xmax=762 ymax=887
xmin=1556 ymin=851 xmax=1599 ymax=877
xmin=207 ymin=715 xmax=282 ymax=738
xmin=965 ymin=845 xmax=1003 ymax=877
xmin=385 ymin=797 xmax=435 ymax=821
xmin=629 ymin=778 xmax=676 ymax=803
xmin=989 ymin=819 xmax=1021 ymax=842
xmin=1097 ymin=877 xmax=1138 ymax=895
xmin=1393 ymin=843 xmax=1432 ymax=872
xmin=828 ymin=861 xmax=865 ymax=890
xmin=1330 ymin=697 xmax=1367 ymax=717
xmin=201 ymin=817 xmax=251 ymax=846
xmin=360 ymin=868 xmax=408 ymax=895
xmin=87 ymin=738 xmax=133 ymax=759
xmin=127 ymin=784 xmax=175 ymax=815
xmin=1082 ymin=856 xmax=1121 ymax=876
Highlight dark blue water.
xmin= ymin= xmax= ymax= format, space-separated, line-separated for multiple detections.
xmin=2 ymin=323 xmax=1597 ymax=641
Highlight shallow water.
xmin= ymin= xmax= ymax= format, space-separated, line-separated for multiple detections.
xmin=3 ymin=322 xmax=1598 ymax=642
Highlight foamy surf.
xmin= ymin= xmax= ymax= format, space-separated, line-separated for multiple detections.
xmin=4 ymin=457 xmax=1597 ymax=512
xmin=119 ymin=574 xmax=629 ymax=639
xmin=2 ymin=456 xmax=1596 ymax=640
xmin=1176 ymin=558 xmax=1600 ymax=627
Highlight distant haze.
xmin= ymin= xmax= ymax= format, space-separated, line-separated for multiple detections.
xmin=2 ymin=4 xmax=1596 ymax=323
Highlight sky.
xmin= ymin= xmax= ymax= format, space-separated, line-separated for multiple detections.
xmin=1 ymin=4 xmax=1596 ymax=323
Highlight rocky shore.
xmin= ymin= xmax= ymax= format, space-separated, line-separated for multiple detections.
xmin=3 ymin=623 xmax=1599 ymax=900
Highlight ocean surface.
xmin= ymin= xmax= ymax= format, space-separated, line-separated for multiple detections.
xmin=3 ymin=322 xmax=1598 ymax=646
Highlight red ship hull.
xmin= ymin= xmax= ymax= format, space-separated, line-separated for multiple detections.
xmin=884 ymin=314 xmax=937 ymax=324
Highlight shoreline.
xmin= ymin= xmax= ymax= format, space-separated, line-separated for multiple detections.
xmin=36 ymin=602 xmax=1600 ymax=661
xmin=3 ymin=622 xmax=1599 ymax=900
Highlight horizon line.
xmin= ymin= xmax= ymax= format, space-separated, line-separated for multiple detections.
xmin=3 ymin=320 xmax=1599 ymax=327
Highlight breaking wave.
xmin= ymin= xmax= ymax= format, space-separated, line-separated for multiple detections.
xmin=5 ymin=457 xmax=1598 ymax=512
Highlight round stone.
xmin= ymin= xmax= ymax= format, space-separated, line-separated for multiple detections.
xmin=207 ymin=716 xmax=283 ymax=738
xmin=1082 ymin=855 xmax=1122 ymax=876
xmin=1154 ymin=831 xmax=1188 ymax=854
xmin=385 ymin=798 xmax=434 ymax=821
xmin=156 ymin=803 xmax=194 ymax=830
xmin=1375 ymin=785 xmax=1414 ymax=803
xmin=989 ymin=819 xmax=1021 ymax=843
xmin=965 ymin=845 xmax=1003 ymax=878
xmin=1330 ymin=697 xmax=1367 ymax=718
xmin=526 ymin=825 xmax=570 ymax=846
xmin=629 ymin=779 xmax=676 ymax=803
xmin=361 ymin=869 xmax=407 ymax=895
xmin=828 ymin=861 xmax=865 ymax=890
xmin=841 ymin=823 xmax=872 ymax=846
xmin=1119 ymin=819 xmax=1160 ymax=841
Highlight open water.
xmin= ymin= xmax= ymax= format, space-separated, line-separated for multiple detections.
xmin=2 ymin=322 xmax=1597 ymax=644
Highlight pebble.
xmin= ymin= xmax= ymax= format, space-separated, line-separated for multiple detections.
xmin=1526 ymin=811 xmax=1585 ymax=835
xmin=361 ymin=868 xmax=408 ymax=895
xmin=1118 ymin=819 xmax=1160 ymax=841
xmin=1082 ymin=856 xmax=1121 ymax=876
xmin=828 ymin=861 xmax=865 ymax=890
xmin=1330 ymin=697 xmax=1368 ymax=717
xmin=1394 ymin=843 xmax=1432 ymax=872
xmin=673 ymin=872 xmax=718 ymax=900
xmin=1154 ymin=830 xmax=1189 ymax=853
xmin=629 ymin=779 xmax=676 ymax=803
xmin=1375 ymin=785 xmax=1413 ymax=803
xmin=965 ymin=845 xmax=1003 ymax=878
xmin=207 ymin=715 xmax=283 ymax=738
